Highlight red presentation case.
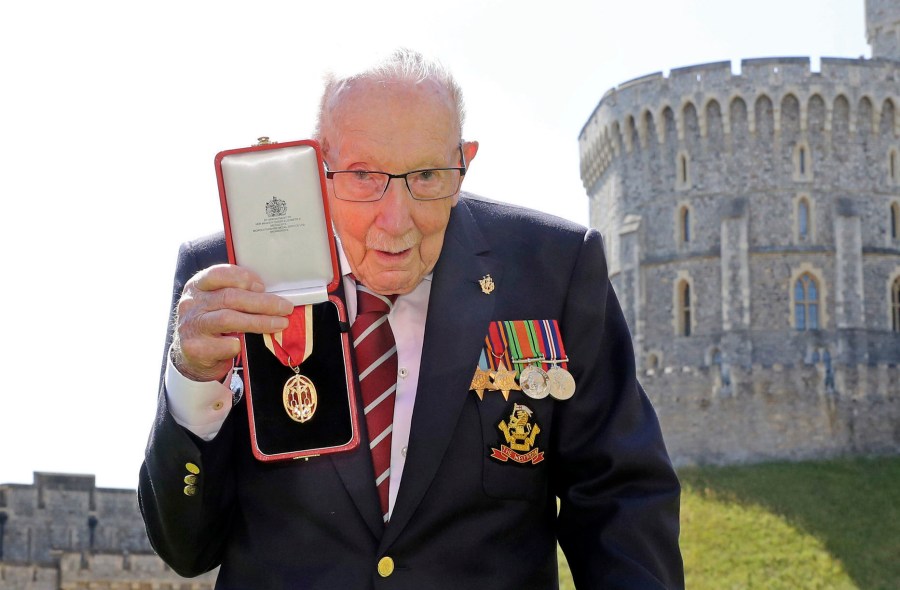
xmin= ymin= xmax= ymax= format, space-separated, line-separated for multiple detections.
xmin=214 ymin=139 xmax=359 ymax=462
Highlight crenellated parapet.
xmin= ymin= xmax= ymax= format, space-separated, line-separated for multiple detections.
xmin=0 ymin=473 xmax=215 ymax=589
xmin=579 ymin=57 xmax=900 ymax=193
xmin=643 ymin=361 xmax=900 ymax=465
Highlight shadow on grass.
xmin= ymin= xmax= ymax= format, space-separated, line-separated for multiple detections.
xmin=678 ymin=455 xmax=900 ymax=590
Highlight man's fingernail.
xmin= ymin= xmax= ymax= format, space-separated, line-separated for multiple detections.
xmin=274 ymin=317 xmax=290 ymax=330
xmin=279 ymin=300 xmax=294 ymax=315
xmin=251 ymin=281 xmax=265 ymax=292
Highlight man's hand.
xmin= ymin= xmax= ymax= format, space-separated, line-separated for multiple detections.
xmin=172 ymin=264 xmax=293 ymax=382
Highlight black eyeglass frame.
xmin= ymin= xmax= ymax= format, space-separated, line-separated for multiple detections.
xmin=324 ymin=143 xmax=468 ymax=202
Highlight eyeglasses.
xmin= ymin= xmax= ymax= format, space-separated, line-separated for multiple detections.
xmin=325 ymin=144 xmax=467 ymax=202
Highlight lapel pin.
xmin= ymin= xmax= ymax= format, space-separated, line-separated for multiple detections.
xmin=479 ymin=274 xmax=495 ymax=295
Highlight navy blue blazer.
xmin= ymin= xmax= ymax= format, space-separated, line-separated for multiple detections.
xmin=139 ymin=195 xmax=683 ymax=589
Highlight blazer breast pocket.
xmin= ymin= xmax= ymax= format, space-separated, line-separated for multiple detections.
xmin=477 ymin=394 xmax=552 ymax=502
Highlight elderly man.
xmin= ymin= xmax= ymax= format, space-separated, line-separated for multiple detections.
xmin=140 ymin=49 xmax=683 ymax=589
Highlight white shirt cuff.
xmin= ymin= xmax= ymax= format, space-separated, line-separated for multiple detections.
xmin=164 ymin=350 xmax=234 ymax=441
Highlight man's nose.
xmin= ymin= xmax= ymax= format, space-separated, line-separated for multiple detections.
xmin=374 ymin=177 xmax=414 ymax=233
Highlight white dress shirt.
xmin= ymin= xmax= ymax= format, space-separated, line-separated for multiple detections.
xmin=165 ymin=242 xmax=429 ymax=519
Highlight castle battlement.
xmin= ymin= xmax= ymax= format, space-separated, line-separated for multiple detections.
xmin=0 ymin=474 xmax=217 ymax=589
xmin=642 ymin=362 xmax=900 ymax=466
xmin=580 ymin=56 xmax=900 ymax=193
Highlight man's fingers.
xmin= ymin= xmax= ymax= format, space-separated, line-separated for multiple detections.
xmin=197 ymin=309 xmax=290 ymax=336
xmin=173 ymin=264 xmax=294 ymax=381
xmin=212 ymin=287 xmax=294 ymax=317
xmin=191 ymin=264 xmax=266 ymax=293
xmin=178 ymin=333 xmax=242 ymax=367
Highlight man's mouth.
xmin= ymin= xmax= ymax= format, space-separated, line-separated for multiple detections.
xmin=375 ymin=247 xmax=412 ymax=260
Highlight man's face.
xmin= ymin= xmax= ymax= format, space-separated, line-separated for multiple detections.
xmin=323 ymin=79 xmax=477 ymax=295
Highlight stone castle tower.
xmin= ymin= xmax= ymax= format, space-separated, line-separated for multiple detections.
xmin=579 ymin=0 xmax=900 ymax=464
xmin=867 ymin=0 xmax=900 ymax=59
xmin=0 ymin=473 xmax=216 ymax=590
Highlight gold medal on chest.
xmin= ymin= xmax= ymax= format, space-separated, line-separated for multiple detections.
xmin=283 ymin=369 xmax=318 ymax=423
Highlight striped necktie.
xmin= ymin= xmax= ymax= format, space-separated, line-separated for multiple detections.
xmin=351 ymin=283 xmax=398 ymax=522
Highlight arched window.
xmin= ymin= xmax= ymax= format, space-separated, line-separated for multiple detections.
xmin=890 ymin=149 xmax=897 ymax=183
xmin=0 ymin=511 xmax=7 ymax=561
xmin=676 ymin=151 xmax=690 ymax=189
xmin=646 ymin=353 xmax=659 ymax=370
xmin=680 ymin=206 xmax=691 ymax=243
xmin=88 ymin=515 xmax=98 ymax=551
xmin=798 ymin=199 xmax=809 ymax=239
xmin=892 ymin=277 xmax=900 ymax=332
xmin=678 ymin=280 xmax=692 ymax=336
xmin=794 ymin=273 xmax=820 ymax=330
xmin=794 ymin=143 xmax=812 ymax=180
xmin=892 ymin=202 xmax=900 ymax=240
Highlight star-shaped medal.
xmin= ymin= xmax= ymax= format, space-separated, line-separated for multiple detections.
xmin=491 ymin=363 xmax=522 ymax=401
xmin=469 ymin=367 xmax=494 ymax=400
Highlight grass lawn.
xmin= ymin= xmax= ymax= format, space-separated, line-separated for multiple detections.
xmin=557 ymin=455 xmax=900 ymax=590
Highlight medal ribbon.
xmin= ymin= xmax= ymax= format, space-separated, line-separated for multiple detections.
xmin=486 ymin=321 xmax=511 ymax=371
xmin=503 ymin=321 xmax=524 ymax=376
xmin=263 ymin=304 xmax=314 ymax=368
xmin=524 ymin=321 xmax=545 ymax=369
xmin=477 ymin=349 xmax=489 ymax=371
xmin=506 ymin=320 xmax=543 ymax=377
xmin=485 ymin=320 xmax=569 ymax=372
xmin=538 ymin=319 xmax=568 ymax=370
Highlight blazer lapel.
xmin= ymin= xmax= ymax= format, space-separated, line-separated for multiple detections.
xmin=382 ymin=197 xmax=501 ymax=547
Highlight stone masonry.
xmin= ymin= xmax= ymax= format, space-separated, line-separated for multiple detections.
xmin=0 ymin=473 xmax=216 ymax=590
xmin=578 ymin=0 xmax=900 ymax=465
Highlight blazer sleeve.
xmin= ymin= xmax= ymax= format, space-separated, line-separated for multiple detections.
xmin=553 ymin=229 xmax=684 ymax=589
xmin=138 ymin=238 xmax=238 ymax=577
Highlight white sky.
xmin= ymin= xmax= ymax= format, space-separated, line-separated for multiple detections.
xmin=0 ymin=0 xmax=870 ymax=489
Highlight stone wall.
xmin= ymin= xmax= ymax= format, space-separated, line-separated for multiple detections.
xmin=644 ymin=362 xmax=900 ymax=465
xmin=0 ymin=474 xmax=216 ymax=590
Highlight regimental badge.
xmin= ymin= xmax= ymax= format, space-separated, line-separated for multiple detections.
xmin=265 ymin=196 xmax=287 ymax=217
xmin=490 ymin=404 xmax=544 ymax=465
xmin=479 ymin=274 xmax=495 ymax=295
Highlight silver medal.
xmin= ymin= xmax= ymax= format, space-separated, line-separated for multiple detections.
xmin=548 ymin=365 xmax=576 ymax=400
xmin=520 ymin=365 xmax=550 ymax=399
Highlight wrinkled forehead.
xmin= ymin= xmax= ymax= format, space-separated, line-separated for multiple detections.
xmin=323 ymin=78 xmax=460 ymax=145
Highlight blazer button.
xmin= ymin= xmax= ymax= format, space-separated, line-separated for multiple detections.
xmin=185 ymin=462 xmax=200 ymax=475
xmin=377 ymin=556 xmax=394 ymax=577
xmin=183 ymin=484 xmax=198 ymax=497
xmin=184 ymin=474 xmax=198 ymax=485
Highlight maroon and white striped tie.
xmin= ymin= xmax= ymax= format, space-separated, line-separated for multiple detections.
xmin=351 ymin=283 xmax=398 ymax=522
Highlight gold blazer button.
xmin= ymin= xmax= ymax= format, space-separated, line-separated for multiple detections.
xmin=183 ymin=484 xmax=198 ymax=497
xmin=377 ymin=556 xmax=394 ymax=577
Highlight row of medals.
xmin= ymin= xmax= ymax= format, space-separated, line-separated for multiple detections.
xmin=518 ymin=359 xmax=576 ymax=401
xmin=472 ymin=358 xmax=576 ymax=401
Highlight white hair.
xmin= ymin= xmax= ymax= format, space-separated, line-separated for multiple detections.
xmin=314 ymin=48 xmax=465 ymax=150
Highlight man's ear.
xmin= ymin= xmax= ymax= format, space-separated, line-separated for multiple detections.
xmin=463 ymin=140 xmax=479 ymax=164
xmin=453 ymin=140 xmax=480 ymax=206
